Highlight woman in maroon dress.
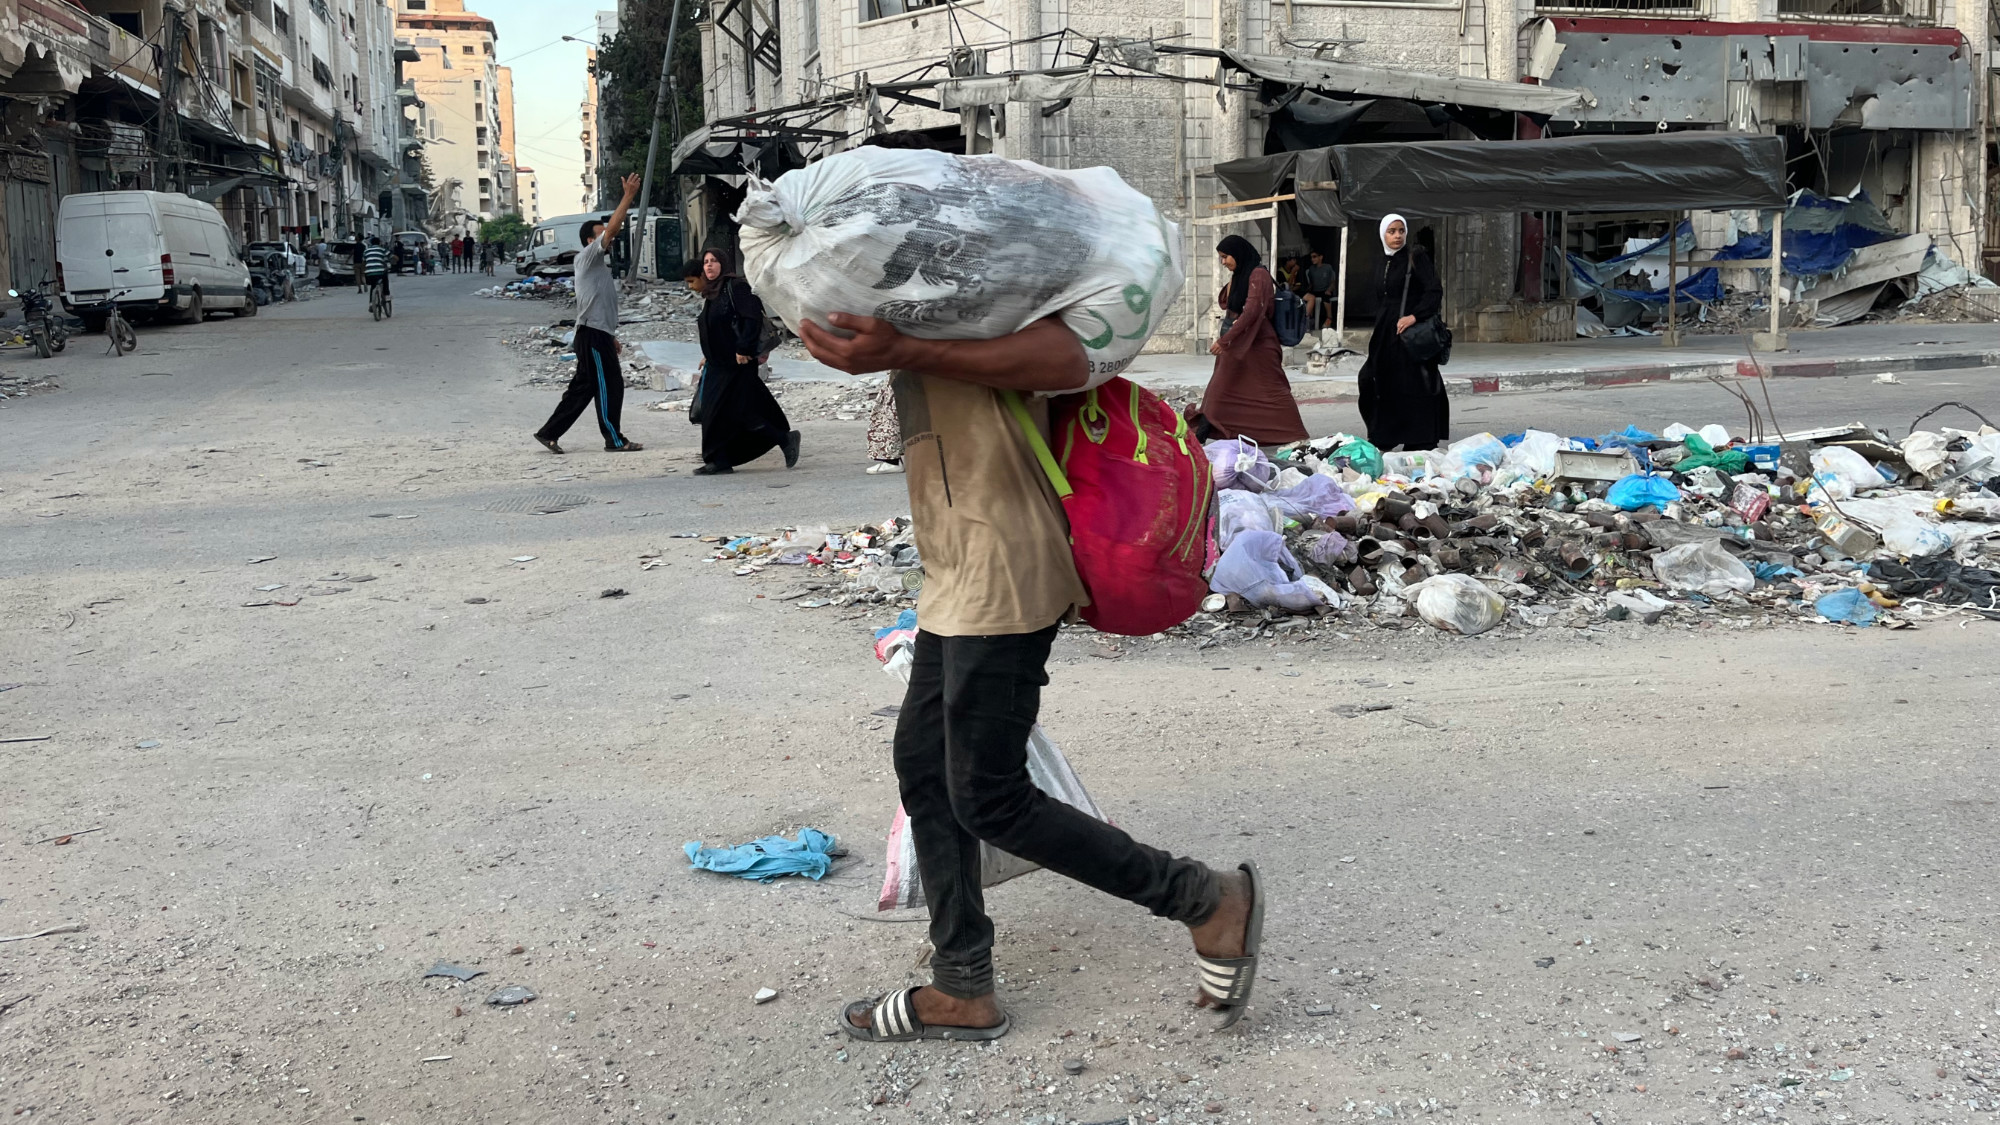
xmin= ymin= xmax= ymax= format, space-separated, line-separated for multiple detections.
xmin=1189 ymin=235 xmax=1308 ymax=446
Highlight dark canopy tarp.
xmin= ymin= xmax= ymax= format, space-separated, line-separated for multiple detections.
xmin=1212 ymin=150 xmax=1346 ymax=228
xmin=1331 ymin=132 xmax=1787 ymax=219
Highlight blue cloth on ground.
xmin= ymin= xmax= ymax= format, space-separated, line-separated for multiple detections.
xmin=685 ymin=828 xmax=839 ymax=881
xmin=875 ymin=609 xmax=917 ymax=640
xmin=1814 ymin=588 xmax=1878 ymax=626
xmin=1753 ymin=561 xmax=1803 ymax=582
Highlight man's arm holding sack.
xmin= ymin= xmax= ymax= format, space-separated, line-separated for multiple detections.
xmin=800 ymin=313 xmax=1087 ymax=394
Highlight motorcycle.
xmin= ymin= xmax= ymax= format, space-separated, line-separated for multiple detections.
xmin=4 ymin=280 xmax=72 ymax=359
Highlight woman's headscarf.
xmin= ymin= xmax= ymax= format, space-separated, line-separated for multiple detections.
xmin=1216 ymin=234 xmax=1261 ymax=316
xmin=699 ymin=247 xmax=739 ymax=302
xmin=1377 ymin=214 xmax=1409 ymax=256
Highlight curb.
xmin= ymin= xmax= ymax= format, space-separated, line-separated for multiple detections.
xmin=1439 ymin=348 xmax=2000 ymax=397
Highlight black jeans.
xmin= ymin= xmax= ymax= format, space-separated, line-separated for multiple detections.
xmin=894 ymin=625 xmax=1221 ymax=1000
xmin=536 ymin=325 xmax=630 ymax=449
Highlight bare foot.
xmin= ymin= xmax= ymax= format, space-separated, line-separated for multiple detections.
xmin=847 ymin=986 xmax=1004 ymax=1033
xmin=1187 ymin=867 xmax=1252 ymax=1008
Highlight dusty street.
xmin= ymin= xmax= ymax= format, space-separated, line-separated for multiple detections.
xmin=3 ymin=272 xmax=1998 ymax=1125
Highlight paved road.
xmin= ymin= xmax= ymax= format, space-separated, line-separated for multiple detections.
xmin=2 ymin=274 xmax=1997 ymax=1125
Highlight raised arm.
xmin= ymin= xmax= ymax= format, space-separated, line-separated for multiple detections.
xmin=798 ymin=313 xmax=1087 ymax=393
xmin=597 ymin=173 xmax=642 ymax=250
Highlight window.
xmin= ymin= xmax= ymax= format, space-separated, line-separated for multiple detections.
xmin=462 ymin=44 xmax=474 ymax=54
xmin=406 ymin=0 xmax=426 ymax=8
xmin=312 ymin=57 xmax=333 ymax=88
xmin=107 ymin=12 xmax=142 ymax=34
xmin=473 ymin=80 xmax=482 ymax=94
xmin=478 ymin=151 xmax=488 ymax=167
xmin=476 ymin=127 xmax=487 ymax=144
xmin=474 ymin=103 xmax=484 ymax=121
xmin=273 ymin=6 xmax=288 ymax=32
xmin=479 ymin=178 xmax=492 ymax=194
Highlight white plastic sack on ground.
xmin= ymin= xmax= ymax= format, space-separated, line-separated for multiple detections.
xmin=1652 ymin=541 xmax=1755 ymax=596
xmin=1215 ymin=488 xmax=1281 ymax=551
xmin=1899 ymin=431 xmax=1952 ymax=477
xmin=1402 ymin=574 xmax=1506 ymax=635
xmin=1881 ymin=514 xmax=1953 ymax=557
xmin=1811 ymin=446 xmax=1887 ymax=493
xmin=1662 ymin=423 xmax=1696 ymax=441
xmin=876 ymin=638 xmax=1108 ymax=912
xmin=1500 ymin=430 xmax=1566 ymax=478
xmin=1698 ymin=424 xmax=1731 ymax=447
xmin=1209 ymin=530 xmax=1334 ymax=611
xmin=736 ymin=146 xmax=1184 ymax=384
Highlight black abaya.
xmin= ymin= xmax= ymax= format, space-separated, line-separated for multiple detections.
xmin=696 ymin=279 xmax=791 ymax=468
xmin=1357 ymin=246 xmax=1450 ymax=452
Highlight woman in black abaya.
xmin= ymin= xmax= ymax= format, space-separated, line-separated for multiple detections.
xmin=693 ymin=247 xmax=799 ymax=475
xmin=1357 ymin=214 xmax=1450 ymax=452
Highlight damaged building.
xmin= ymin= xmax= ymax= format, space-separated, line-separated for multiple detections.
xmin=681 ymin=0 xmax=1991 ymax=352
xmin=0 ymin=0 xmax=425 ymax=301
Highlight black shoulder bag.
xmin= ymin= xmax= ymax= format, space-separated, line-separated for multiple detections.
xmin=1396 ymin=251 xmax=1453 ymax=368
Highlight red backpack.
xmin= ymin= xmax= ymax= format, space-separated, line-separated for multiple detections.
xmin=1005 ymin=379 xmax=1215 ymax=636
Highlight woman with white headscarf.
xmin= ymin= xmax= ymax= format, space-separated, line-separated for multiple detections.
xmin=1357 ymin=214 xmax=1449 ymax=452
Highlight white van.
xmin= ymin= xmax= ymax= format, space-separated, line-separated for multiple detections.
xmin=57 ymin=191 xmax=255 ymax=325
xmin=516 ymin=210 xmax=612 ymax=276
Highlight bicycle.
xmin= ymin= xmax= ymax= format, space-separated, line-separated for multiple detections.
xmin=367 ymin=275 xmax=392 ymax=321
xmin=74 ymin=288 xmax=137 ymax=356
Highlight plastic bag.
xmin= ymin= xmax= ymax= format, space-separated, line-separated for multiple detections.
xmin=1214 ymin=488 xmax=1280 ymax=550
xmin=1810 ymin=446 xmax=1887 ymax=493
xmin=1652 ymin=540 xmax=1755 ymax=596
xmin=1500 ymin=429 xmax=1566 ymax=478
xmin=1329 ymin=437 xmax=1384 ymax=478
xmin=737 ymin=146 xmax=1184 ymax=384
xmin=876 ymin=624 xmax=1109 ymax=911
xmin=1814 ymin=587 xmax=1879 ymax=626
xmin=1207 ymin=438 xmax=1275 ymax=492
xmin=1899 ymin=431 xmax=1953 ymax=477
xmin=1307 ymin=531 xmax=1352 ymax=567
xmin=1402 ymin=574 xmax=1506 ymax=636
xmin=1881 ymin=514 xmax=1952 ymax=558
xmin=1698 ymin=424 xmax=1731 ymax=448
xmin=1447 ymin=432 xmax=1507 ymax=470
xmin=1607 ymin=473 xmax=1680 ymax=511
xmin=1265 ymin=473 xmax=1355 ymax=522
xmin=1209 ymin=530 xmax=1335 ymax=611
xmin=1676 ymin=435 xmax=1749 ymax=474
xmin=878 ymin=724 xmax=1106 ymax=910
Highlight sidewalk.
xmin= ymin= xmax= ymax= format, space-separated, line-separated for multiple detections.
xmin=639 ymin=320 xmax=2000 ymax=398
xmin=1126 ymin=321 xmax=2000 ymax=402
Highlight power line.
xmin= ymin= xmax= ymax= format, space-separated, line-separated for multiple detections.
xmin=497 ymin=22 xmax=599 ymax=65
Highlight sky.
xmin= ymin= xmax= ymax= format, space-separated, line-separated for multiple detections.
xmin=475 ymin=0 xmax=605 ymax=215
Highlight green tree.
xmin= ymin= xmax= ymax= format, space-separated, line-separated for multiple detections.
xmin=595 ymin=0 xmax=703 ymax=214
xmin=480 ymin=212 xmax=532 ymax=253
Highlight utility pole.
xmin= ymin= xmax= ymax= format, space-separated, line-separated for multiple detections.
xmin=633 ymin=0 xmax=685 ymax=279
xmin=154 ymin=6 xmax=189 ymax=193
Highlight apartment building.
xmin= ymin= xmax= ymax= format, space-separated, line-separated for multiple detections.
xmin=580 ymin=44 xmax=600 ymax=210
xmin=0 ymin=0 xmax=416 ymax=298
xmin=395 ymin=0 xmax=511 ymax=237
xmin=516 ymin=164 xmax=540 ymax=221
xmin=690 ymin=0 xmax=1991 ymax=352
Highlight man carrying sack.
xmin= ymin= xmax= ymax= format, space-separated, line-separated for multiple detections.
xmin=800 ymin=310 xmax=1267 ymax=1042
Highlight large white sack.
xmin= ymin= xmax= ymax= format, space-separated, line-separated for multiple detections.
xmin=735 ymin=147 xmax=1184 ymax=384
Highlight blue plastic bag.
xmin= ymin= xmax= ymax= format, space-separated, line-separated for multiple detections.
xmin=1606 ymin=474 xmax=1680 ymax=511
xmin=1814 ymin=588 xmax=1879 ymax=626
xmin=685 ymin=828 xmax=839 ymax=882
xmin=875 ymin=609 xmax=917 ymax=640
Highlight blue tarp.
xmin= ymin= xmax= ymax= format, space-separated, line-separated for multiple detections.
xmin=1712 ymin=189 xmax=1898 ymax=278
xmin=1569 ymin=221 xmax=1725 ymax=306
xmin=685 ymin=828 xmax=839 ymax=882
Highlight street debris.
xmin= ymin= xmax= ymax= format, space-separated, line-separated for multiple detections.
xmin=684 ymin=828 xmax=839 ymax=882
xmin=0 ymin=735 xmax=53 ymax=744
xmin=753 ymin=987 xmax=779 ymax=1005
xmin=485 ymin=985 xmax=537 ymax=1006
xmin=599 ymin=587 xmax=628 ymax=599
xmin=31 ymin=827 xmax=103 ymax=845
xmin=423 ymin=961 xmax=486 ymax=982
xmin=0 ymin=923 xmax=86 ymax=944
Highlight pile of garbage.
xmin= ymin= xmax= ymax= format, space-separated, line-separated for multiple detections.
xmin=476 ymin=275 xmax=576 ymax=301
xmin=689 ymin=519 xmax=924 ymax=608
xmin=1203 ymin=411 xmax=2000 ymax=635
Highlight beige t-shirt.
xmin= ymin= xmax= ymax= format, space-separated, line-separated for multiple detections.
xmin=893 ymin=370 xmax=1086 ymax=636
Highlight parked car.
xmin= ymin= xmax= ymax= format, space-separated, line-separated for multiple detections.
xmin=516 ymin=211 xmax=613 ymax=276
xmin=246 ymin=240 xmax=308 ymax=279
xmin=56 ymin=191 xmax=255 ymax=327
xmin=319 ymin=240 xmax=359 ymax=286
xmin=392 ymin=230 xmax=431 ymax=273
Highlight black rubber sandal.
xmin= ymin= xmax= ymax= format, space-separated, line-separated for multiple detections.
xmin=1197 ymin=860 xmax=1265 ymax=1031
xmin=839 ymin=986 xmax=1011 ymax=1044
xmin=535 ymin=435 xmax=564 ymax=455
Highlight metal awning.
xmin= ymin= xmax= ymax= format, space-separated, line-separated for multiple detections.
xmin=1222 ymin=50 xmax=1595 ymax=116
xmin=1331 ymin=132 xmax=1787 ymax=217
